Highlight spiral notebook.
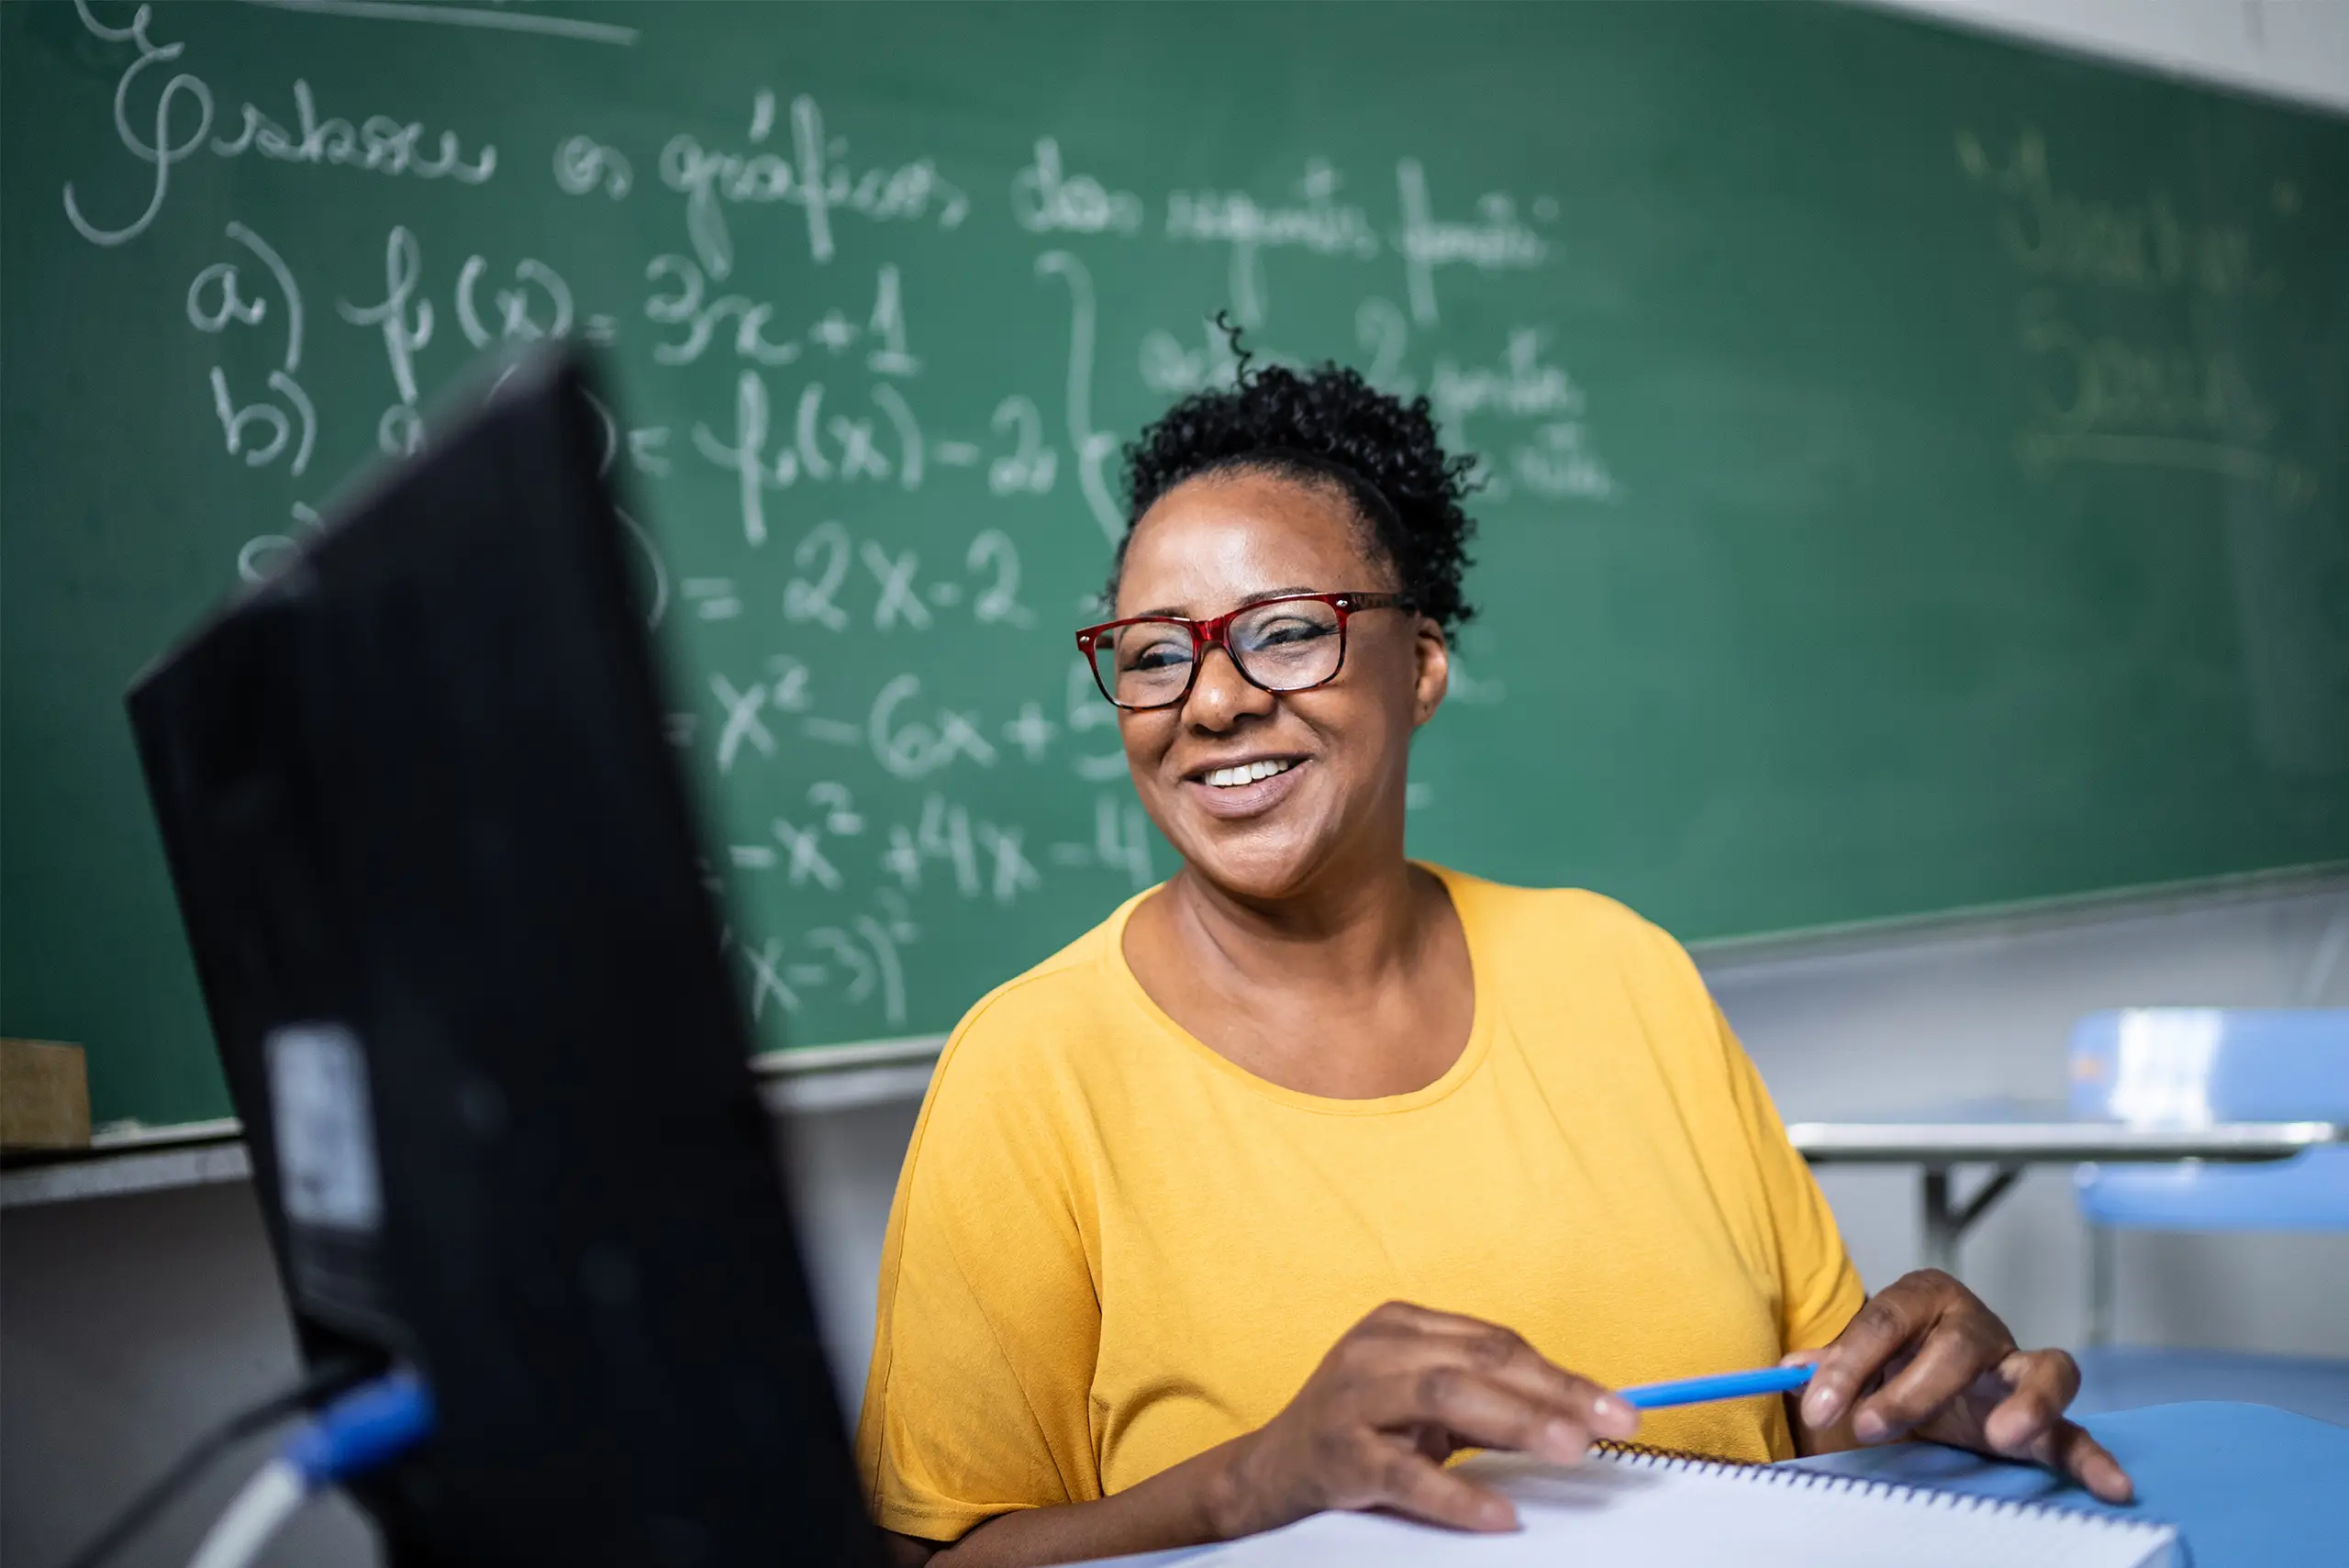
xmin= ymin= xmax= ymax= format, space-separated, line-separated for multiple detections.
xmin=1193 ymin=1446 xmax=2177 ymax=1567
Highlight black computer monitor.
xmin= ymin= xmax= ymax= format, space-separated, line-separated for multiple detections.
xmin=127 ymin=347 xmax=877 ymax=1567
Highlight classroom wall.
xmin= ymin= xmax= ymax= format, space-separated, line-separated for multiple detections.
xmin=5 ymin=5 xmax=2345 ymax=1566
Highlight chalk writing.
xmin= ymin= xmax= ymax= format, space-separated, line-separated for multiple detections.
xmin=1165 ymin=159 xmax=1378 ymax=327
xmin=645 ymin=256 xmax=917 ymax=376
xmin=210 ymin=79 xmax=495 ymax=184
xmin=868 ymin=674 xmax=1000 ymax=781
xmin=456 ymin=254 xmax=573 ymax=349
xmin=188 ymin=221 xmax=320 ymax=478
xmin=1960 ymin=129 xmax=2310 ymax=503
xmin=986 ymin=395 xmax=1057 ymax=495
xmin=1393 ymin=158 xmax=1549 ymax=326
xmin=553 ymin=132 xmax=631 ymax=198
xmin=1137 ymin=315 xmax=1308 ymax=395
xmin=727 ymin=891 xmax=917 ymax=1027
xmin=1037 ymin=250 xmax=1122 ymax=541
xmin=61 ymin=2 xmax=493 ymax=249
xmin=687 ymin=373 xmax=997 ymax=540
xmin=1956 ymin=129 xmax=2280 ymax=299
xmin=336 ymin=226 xmax=434 ymax=454
xmin=773 ymin=521 xmax=1037 ymax=632
xmin=209 ymin=367 xmax=317 ymax=477
xmin=660 ymin=91 xmax=969 ymax=277
xmin=1014 ymin=139 xmax=1141 ymax=235
xmin=1355 ymin=297 xmax=1417 ymax=397
xmin=187 ymin=223 xmax=304 ymax=373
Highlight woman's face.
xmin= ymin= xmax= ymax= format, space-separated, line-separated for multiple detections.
xmin=1111 ymin=471 xmax=1449 ymax=904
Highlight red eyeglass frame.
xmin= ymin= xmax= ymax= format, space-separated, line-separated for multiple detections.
xmin=1073 ymin=591 xmax=1417 ymax=711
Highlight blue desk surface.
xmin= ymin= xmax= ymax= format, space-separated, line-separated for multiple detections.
xmin=1086 ymin=1400 xmax=2346 ymax=1567
xmin=2072 ymin=1345 xmax=2349 ymax=1427
xmin=1787 ymin=1401 xmax=2347 ymax=1568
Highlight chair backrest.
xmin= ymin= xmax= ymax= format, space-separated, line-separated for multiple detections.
xmin=2068 ymin=1009 xmax=2349 ymax=1125
xmin=2072 ymin=1009 xmax=2349 ymax=1235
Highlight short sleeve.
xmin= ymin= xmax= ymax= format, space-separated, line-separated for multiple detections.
xmin=855 ymin=1004 xmax=1105 ymax=1542
xmin=1714 ymin=1004 xmax=1866 ymax=1352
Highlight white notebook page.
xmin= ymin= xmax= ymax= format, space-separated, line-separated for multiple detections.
xmin=1194 ymin=1450 xmax=2176 ymax=1568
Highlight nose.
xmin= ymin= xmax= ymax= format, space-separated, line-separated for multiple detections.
xmin=1180 ymin=642 xmax=1275 ymax=730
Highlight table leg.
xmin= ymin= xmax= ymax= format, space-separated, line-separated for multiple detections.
xmin=1920 ymin=1164 xmax=2024 ymax=1278
xmin=1922 ymin=1167 xmax=1957 ymax=1275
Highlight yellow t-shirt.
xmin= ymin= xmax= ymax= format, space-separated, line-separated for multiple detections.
xmin=856 ymin=866 xmax=1865 ymax=1542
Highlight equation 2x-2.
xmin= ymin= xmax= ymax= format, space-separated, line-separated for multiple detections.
xmin=680 ymin=522 xmax=1033 ymax=634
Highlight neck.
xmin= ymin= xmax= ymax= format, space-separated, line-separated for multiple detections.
xmin=1161 ymin=836 xmax=1431 ymax=994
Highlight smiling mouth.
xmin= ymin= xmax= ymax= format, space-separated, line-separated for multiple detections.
xmin=1197 ymin=758 xmax=1300 ymax=789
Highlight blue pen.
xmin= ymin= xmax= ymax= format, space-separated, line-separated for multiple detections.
xmin=1618 ymin=1363 xmax=1815 ymax=1410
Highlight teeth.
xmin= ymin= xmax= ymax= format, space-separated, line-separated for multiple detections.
xmin=1205 ymin=759 xmax=1295 ymax=788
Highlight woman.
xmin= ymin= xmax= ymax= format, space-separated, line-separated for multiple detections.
xmin=857 ymin=357 xmax=2130 ymax=1565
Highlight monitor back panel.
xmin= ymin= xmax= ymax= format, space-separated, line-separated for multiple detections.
xmin=130 ymin=352 xmax=875 ymax=1567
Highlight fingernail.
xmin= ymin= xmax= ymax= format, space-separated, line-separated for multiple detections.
xmin=1590 ymin=1396 xmax=1638 ymax=1440
xmin=1802 ymin=1387 xmax=1840 ymax=1427
xmin=1854 ymin=1410 xmax=1887 ymax=1442
xmin=1478 ymin=1496 xmax=1518 ymax=1530
xmin=1540 ymin=1418 xmax=1586 ymax=1460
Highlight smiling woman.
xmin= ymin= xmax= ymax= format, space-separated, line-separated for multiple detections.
xmin=855 ymin=344 xmax=2132 ymax=1568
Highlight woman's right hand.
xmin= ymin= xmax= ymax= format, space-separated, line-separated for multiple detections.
xmin=1207 ymin=1300 xmax=1640 ymax=1536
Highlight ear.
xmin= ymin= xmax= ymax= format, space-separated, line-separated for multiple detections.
xmin=1410 ymin=617 xmax=1450 ymax=728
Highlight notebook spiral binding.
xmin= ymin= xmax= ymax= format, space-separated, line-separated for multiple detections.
xmin=1591 ymin=1440 xmax=2176 ymax=1540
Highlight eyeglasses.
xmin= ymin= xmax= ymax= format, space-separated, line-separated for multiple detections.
xmin=1074 ymin=592 xmax=1416 ymax=712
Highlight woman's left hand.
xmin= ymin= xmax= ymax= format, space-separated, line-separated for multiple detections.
xmin=1785 ymin=1269 xmax=2134 ymax=1504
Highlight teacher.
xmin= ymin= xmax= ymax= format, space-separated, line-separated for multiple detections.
xmin=857 ymin=352 xmax=2131 ymax=1566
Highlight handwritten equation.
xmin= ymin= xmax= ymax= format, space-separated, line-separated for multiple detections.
xmin=54 ymin=0 xmax=1631 ymax=1049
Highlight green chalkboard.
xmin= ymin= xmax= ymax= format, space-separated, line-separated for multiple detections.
xmin=6 ymin=2 xmax=2347 ymax=1129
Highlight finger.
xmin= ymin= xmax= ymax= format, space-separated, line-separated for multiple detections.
xmin=1980 ymin=1350 xmax=2081 ymax=1456
xmin=1803 ymin=1282 xmax=1933 ymax=1429
xmin=1356 ymin=1316 xmax=1638 ymax=1440
xmin=1847 ymin=1319 xmax=1989 ymax=1444
xmin=1362 ymin=1363 xmax=1596 ymax=1464
xmin=2037 ymin=1421 xmax=2133 ymax=1505
xmin=1404 ymin=1420 xmax=1451 ymax=1463
xmin=1361 ymin=1300 xmax=1540 ymax=1343
xmin=1447 ymin=1337 xmax=1638 ymax=1442
xmin=1370 ymin=1446 xmax=1519 ymax=1533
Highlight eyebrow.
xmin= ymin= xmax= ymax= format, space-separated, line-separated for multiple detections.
xmin=1129 ymin=585 xmax=1323 ymax=619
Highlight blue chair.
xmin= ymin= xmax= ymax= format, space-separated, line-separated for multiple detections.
xmin=2068 ymin=1009 xmax=2349 ymax=1422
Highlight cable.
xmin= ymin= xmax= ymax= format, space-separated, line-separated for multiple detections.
xmin=181 ymin=1371 xmax=435 ymax=1568
xmin=182 ymin=1465 xmax=305 ymax=1568
xmin=59 ymin=1356 xmax=373 ymax=1568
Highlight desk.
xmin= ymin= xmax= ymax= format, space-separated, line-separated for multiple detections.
xmin=1088 ymin=1401 xmax=2346 ymax=1566
xmin=1786 ymin=1400 xmax=2347 ymax=1568
xmin=1787 ymin=1107 xmax=2346 ymax=1273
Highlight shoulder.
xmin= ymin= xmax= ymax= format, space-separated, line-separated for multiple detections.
xmin=1433 ymin=864 xmax=1693 ymax=975
xmin=1433 ymin=864 xmax=1724 ymax=1055
xmin=929 ymin=899 xmax=1133 ymax=1092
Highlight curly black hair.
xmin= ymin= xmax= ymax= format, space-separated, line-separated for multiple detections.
xmin=1114 ymin=329 xmax=1479 ymax=630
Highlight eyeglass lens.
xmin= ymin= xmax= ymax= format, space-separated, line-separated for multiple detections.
xmin=1093 ymin=599 xmax=1346 ymax=708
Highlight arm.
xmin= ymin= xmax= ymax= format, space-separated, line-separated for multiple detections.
xmin=886 ymin=1301 xmax=1640 ymax=1568
xmin=885 ymin=1437 xmax=1248 ymax=1568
